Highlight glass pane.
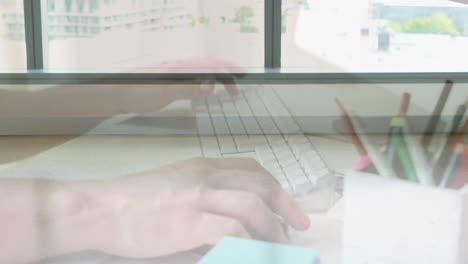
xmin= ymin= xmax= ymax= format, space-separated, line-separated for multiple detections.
xmin=282 ymin=0 xmax=468 ymax=72
xmin=0 ymin=0 xmax=26 ymax=71
xmin=44 ymin=0 xmax=264 ymax=73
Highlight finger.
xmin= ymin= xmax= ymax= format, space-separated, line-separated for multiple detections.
xmin=219 ymin=78 xmax=239 ymax=96
xmin=270 ymin=190 xmax=311 ymax=231
xmin=176 ymin=158 xmax=310 ymax=231
xmin=199 ymin=81 xmax=216 ymax=96
xmin=213 ymin=170 xmax=310 ymax=231
xmin=197 ymin=78 xmax=238 ymax=97
xmin=198 ymin=189 xmax=287 ymax=243
xmin=192 ymin=213 xmax=252 ymax=246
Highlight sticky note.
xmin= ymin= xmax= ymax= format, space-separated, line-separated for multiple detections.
xmin=198 ymin=237 xmax=318 ymax=264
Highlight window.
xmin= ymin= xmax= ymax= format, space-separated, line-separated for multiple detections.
xmin=77 ymin=0 xmax=85 ymax=13
xmin=65 ymin=0 xmax=73 ymax=12
xmin=48 ymin=0 xmax=55 ymax=12
xmin=43 ymin=0 xmax=265 ymax=72
xmin=0 ymin=0 xmax=26 ymax=71
xmin=0 ymin=0 xmax=467 ymax=77
xmin=89 ymin=0 xmax=98 ymax=13
xmin=282 ymin=0 xmax=468 ymax=72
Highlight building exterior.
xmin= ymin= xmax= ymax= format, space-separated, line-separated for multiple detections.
xmin=372 ymin=0 xmax=468 ymax=35
xmin=46 ymin=0 xmax=194 ymax=39
xmin=0 ymin=0 xmax=24 ymax=39
xmin=2 ymin=0 xmax=194 ymax=40
xmin=1 ymin=0 xmax=270 ymax=40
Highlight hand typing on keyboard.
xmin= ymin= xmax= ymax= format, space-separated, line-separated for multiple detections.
xmin=0 ymin=57 xmax=244 ymax=122
xmin=96 ymin=157 xmax=310 ymax=258
xmin=194 ymin=85 xmax=333 ymax=197
xmin=0 ymin=157 xmax=310 ymax=263
xmin=122 ymin=57 xmax=245 ymax=113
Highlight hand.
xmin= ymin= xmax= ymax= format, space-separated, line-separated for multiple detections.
xmin=126 ymin=56 xmax=246 ymax=112
xmin=0 ymin=57 xmax=245 ymax=121
xmin=82 ymin=158 xmax=310 ymax=259
xmin=159 ymin=56 xmax=245 ymax=99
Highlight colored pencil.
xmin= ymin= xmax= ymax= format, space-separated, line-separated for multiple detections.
xmin=392 ymin=133 xmax=419 ymax=182
xmin=439 ymin=143 xmax=465 ymax=188
xmin=454 ymin=152 xmax=468 ymax=189
xmin=335 ymin=98 xmax=367 ymax=156
xmin=386 ymin=93 xmax=411 ymax=178
xmin=402 ymin=123 xmax=435 ymax=186
xmin=432 ymin=100 xmax=467 ymax=172
xmin=421 ymin=80 xmax=453 ymax=148
xmin=349 ymin=111 xmax=398 ymax=178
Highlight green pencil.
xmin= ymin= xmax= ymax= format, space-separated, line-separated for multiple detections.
xmin=392 ymin=134 xmax=419 ymax=182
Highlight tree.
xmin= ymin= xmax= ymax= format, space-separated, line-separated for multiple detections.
xmin=389 ymin=12 xmax=461 ymax=36
xmin=234 ymin=5 xmax=258 ymax=33
xmin=234 ymin=5 xmax=255 ymax=25
xmin=198 ymin=16 xmax=210 ymax=25
xmin=297 ymin=0 xmax=310 ymax=10
xmin=186 ymin=14 xmax=196 ymax=27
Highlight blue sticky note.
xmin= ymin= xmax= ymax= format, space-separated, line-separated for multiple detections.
xmin=198 ymin=237 xmax=318 ymax=264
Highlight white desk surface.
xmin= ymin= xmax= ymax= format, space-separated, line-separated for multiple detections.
xmin=0 ymin=135 xmax=359 ymax=175
xmin=0 ymin=134 xmax=356 ymax=264
xmin=40 ymin=213 xmax=343 ymax=264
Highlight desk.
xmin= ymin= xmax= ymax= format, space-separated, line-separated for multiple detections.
xmin=40 ymin=213 xmax=342 ymax=264
xmin=0 ymin=134 xmax=355 ymax=263
xmin=0 ymin=134 xmax=360 ymax=180
xmin=3 ymin=133 xmax=457 ymax=263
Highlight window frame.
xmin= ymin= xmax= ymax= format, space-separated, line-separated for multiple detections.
xmin=24 ymin=0 xmax=47 ymax=70
xmin=7 ymin=0 xmax=468 ymax=85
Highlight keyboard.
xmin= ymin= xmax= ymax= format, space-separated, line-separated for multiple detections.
xmin=193 ymin=85 xmax=332 ymax=196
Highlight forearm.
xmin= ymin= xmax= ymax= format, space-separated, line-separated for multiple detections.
xmin=0 ymin=86 xmax=128 ymax=118
xmin=0 ymin=179 xmax=111 ymax=263
xmin=0 ymin=84 xmax=183 ymax=119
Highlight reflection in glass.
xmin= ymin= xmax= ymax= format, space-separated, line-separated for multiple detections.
xmin=0 ymin=0 xmax=26 ymax=71
xmin=282 ymin=0 xmax=468 ymax=72
xmin=42 ymin=0 xmax=264 ymax=72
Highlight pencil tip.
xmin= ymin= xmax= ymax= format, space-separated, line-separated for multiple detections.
xmin=334 ymin=97 xmax=346 ymax=112
xmin=399 ymin=93 xmax=411 ymax=116
xmin=445 ymin=80 xmax=454 ymax=89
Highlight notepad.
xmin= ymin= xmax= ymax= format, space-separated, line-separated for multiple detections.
xmin=198 ymin=237 xmax=318 ymax=264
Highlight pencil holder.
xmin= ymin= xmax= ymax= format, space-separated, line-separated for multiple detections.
xmin=342 ymin=171 xmax=468 ymax=264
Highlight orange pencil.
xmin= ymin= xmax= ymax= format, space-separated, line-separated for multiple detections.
xmin=399 ymin=93 xmax=411 ymax=116
xmin=454 ymin=150 xmax=468 ymax=189
xmin=335 ymin=98 xmax=367 ymax=156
